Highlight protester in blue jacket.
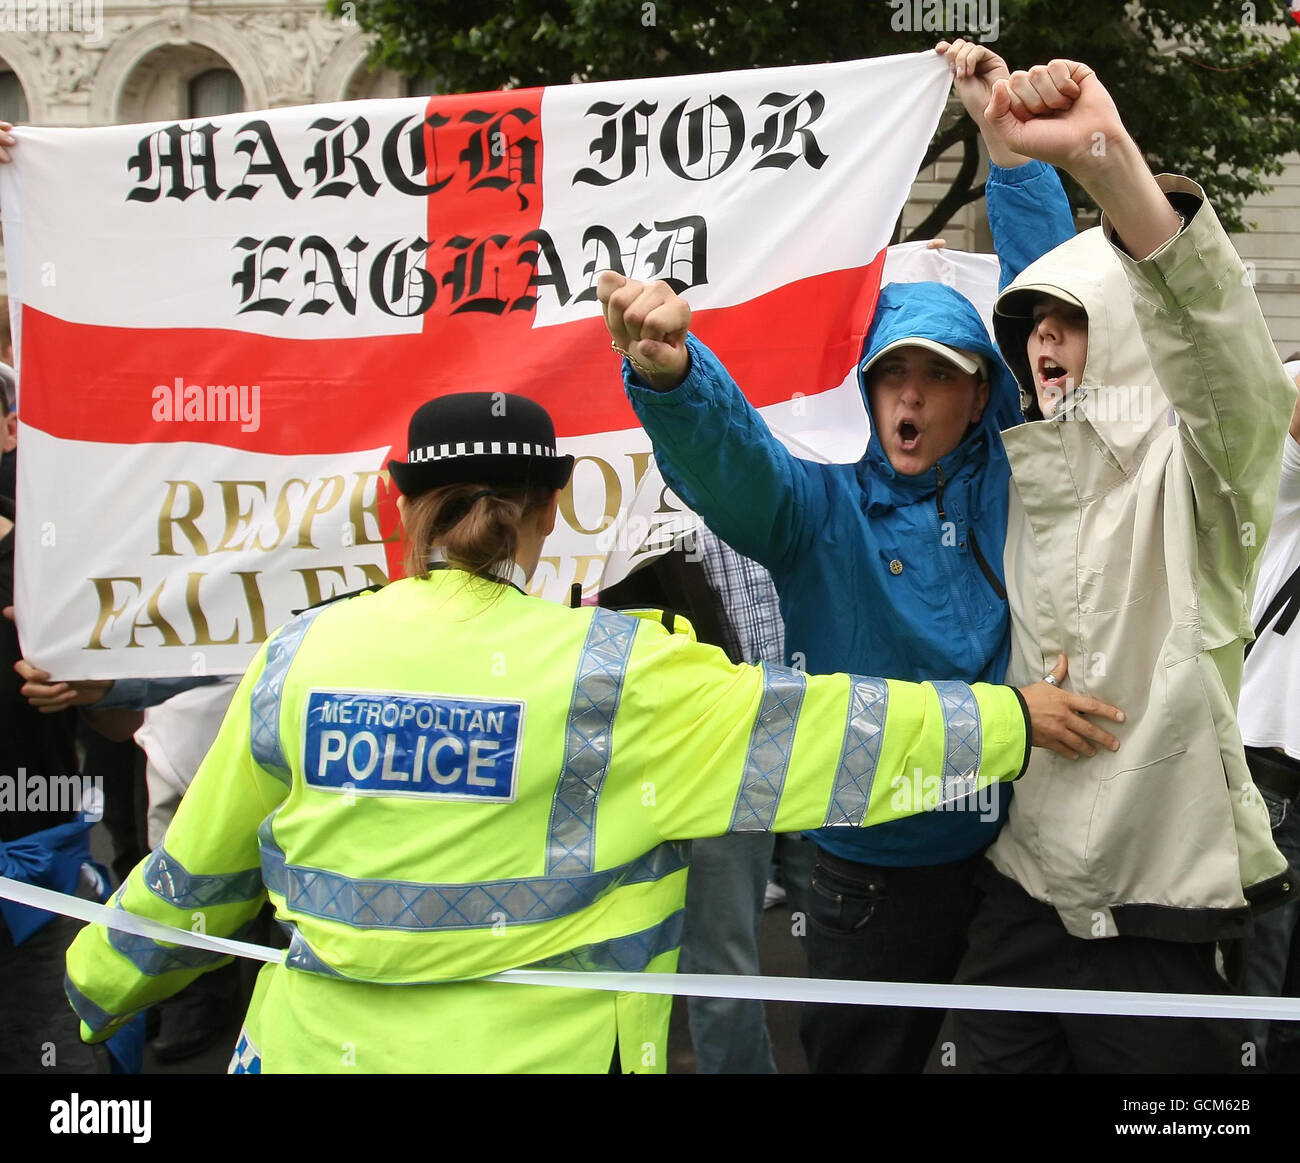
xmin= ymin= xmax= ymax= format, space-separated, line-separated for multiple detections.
xmin=594 ymin=41 xmax=1123 ymax=1073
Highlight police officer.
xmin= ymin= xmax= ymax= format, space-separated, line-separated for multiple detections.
xmin=64 ymin=392 xmax=1047 ymax=1073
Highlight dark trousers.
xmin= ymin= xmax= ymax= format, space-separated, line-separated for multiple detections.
xmin=1238 ymin=747 xmax=1300 ymax=1072
xmin=932 ymin=861 xmax=1256 ymax=1073
xmin=81 ymin=726 xmax=147 ymax=884
xmin=799 ymin=848 xmax=982 ymax=1073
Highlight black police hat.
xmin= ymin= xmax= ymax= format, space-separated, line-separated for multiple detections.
xmin=387 ymin=392 xmax=575 ymax=498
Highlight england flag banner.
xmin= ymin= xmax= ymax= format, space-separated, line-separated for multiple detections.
xmin=2 ymin=51 xmax=951 ymax=679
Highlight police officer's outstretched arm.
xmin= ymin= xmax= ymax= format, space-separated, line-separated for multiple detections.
xmin=597 ymin=272 xmax=821 ymax=576
xmin=63 ymin=638 xmax=287 ymax=1043
xmin=623 ymin=625 xmax=1034 ymax=842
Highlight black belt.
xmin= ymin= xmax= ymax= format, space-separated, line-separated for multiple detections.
xmin=1246 ymin=746 xmax=1300 ymax=800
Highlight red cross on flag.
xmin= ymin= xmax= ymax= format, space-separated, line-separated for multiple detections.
xmin=3 ymin=52 xmax=951 ymax=679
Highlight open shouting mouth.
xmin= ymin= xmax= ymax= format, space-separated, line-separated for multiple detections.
xmin=898 ymin=419 xmax=921 ymax=452
xmin=1037 ymin=356 xmax=1071 ymax=392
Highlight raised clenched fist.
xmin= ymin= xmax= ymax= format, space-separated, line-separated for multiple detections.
xmin=982 ymin=59 xmax=1127 ymax=178
xmin=597 ymin=272 xmax=692 ymax=393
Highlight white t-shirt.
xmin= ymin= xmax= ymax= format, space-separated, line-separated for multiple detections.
xmin=134 ymin=677 xmax=240 ymax=797
xmin=1240 ymin=421 xmax=1300 ymax=761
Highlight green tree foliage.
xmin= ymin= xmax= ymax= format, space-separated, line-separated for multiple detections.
xmin=331 ymin=0 xmax=1300 ymax=235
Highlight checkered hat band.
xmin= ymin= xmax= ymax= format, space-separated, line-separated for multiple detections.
xmin=407 ymin=441 xmax=558 ymax=464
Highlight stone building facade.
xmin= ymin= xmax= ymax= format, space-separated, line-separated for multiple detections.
xmin=903 ymin=142 xmax=1300 ymax=360
xmin=0 ymin=0 xmax=1296 ymax=355
xmin=0 ymin=1 xmax=405 ymax=128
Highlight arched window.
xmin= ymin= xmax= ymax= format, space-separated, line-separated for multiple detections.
xmin=0 ymin=72 xmax=29 ymax=124
xmin=187 ymin=69 xmax=243 ymax=118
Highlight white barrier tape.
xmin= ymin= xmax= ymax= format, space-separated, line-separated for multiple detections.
xmin=8 ymin=875 xmax=1300 ymax=1020
xmin=0 ymin=877 xmax=280 ymax=964
xmin=491 ymin=968 xmax=1300 ymax=1020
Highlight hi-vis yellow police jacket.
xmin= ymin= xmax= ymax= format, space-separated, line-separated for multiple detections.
xmin=66 ymin=570 xmax=1030 ymax=1073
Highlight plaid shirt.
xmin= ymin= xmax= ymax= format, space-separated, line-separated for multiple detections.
xmin=691 ymin=525 xmax=785 ymax=667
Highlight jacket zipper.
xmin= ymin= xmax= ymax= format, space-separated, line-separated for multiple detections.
xmin=969 ymin=529 xmax=1007 ymax=601
xmin=937 ymin=464 xmax=1007 ymax=603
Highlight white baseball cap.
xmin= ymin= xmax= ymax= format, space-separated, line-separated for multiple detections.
xmin=861 ymin=337 xmax=988 ymax=380
xmin=995 ymin=283 xmax=1087 ymax=318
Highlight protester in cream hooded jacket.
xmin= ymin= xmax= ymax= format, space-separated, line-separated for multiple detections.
xmin=987 ymin=179 xmax=1297 ymax=944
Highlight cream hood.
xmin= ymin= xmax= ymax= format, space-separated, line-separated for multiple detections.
xmin=993 ymin=226 xmax=1172 ymax=470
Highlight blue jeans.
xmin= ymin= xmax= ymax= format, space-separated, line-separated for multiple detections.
xmin=679 ymin=832 xmax=811 ymax=1073
xmin=1239 ymin=753 xmax=1300 ymax=1072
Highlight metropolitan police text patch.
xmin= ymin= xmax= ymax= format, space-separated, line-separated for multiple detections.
xmin=303 ymin=690 xmax=523 ymax=802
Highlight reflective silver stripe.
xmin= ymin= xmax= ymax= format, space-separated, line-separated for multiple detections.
xmin=107 ymin=906 xmax=249 ymax=976
xmin=64 ymin=974 xmax=127 ymax=1036
xmin=526 ymin=910 xmax=685 ymax=973
xmin=729 ymin=664 xmax=806 ymax=832
xmin=142 ymin=846 xmax=264 ymax=910
xmin=261 ymin=820 xmax=688 ymax=932
xmin=284 ymin=928 xmax=345 ymax=978
xmin=824 ymin=676 xmax=890 ymax=826
xmin=932 ymin=680 xmax=982 ymax=804
xmin=282 ymin=912 xmax=685 ymax=980
xmin=546 ymin=608 xmax=638 ymax=875
xmin=250 ymin=606 xmax=328 ymax=784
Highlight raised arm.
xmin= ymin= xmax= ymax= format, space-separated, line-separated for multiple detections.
xmin=980 ymin=56 xmax=1299 ymax=616
xmin=937 ymin=40 xmax=1076 ymax=290
xmin=597 ymin=272 xmax=819 ymax=572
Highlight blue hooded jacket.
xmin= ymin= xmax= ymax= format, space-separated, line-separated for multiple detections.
xmin=623 ymin=161 xmax=1073 ymax=865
